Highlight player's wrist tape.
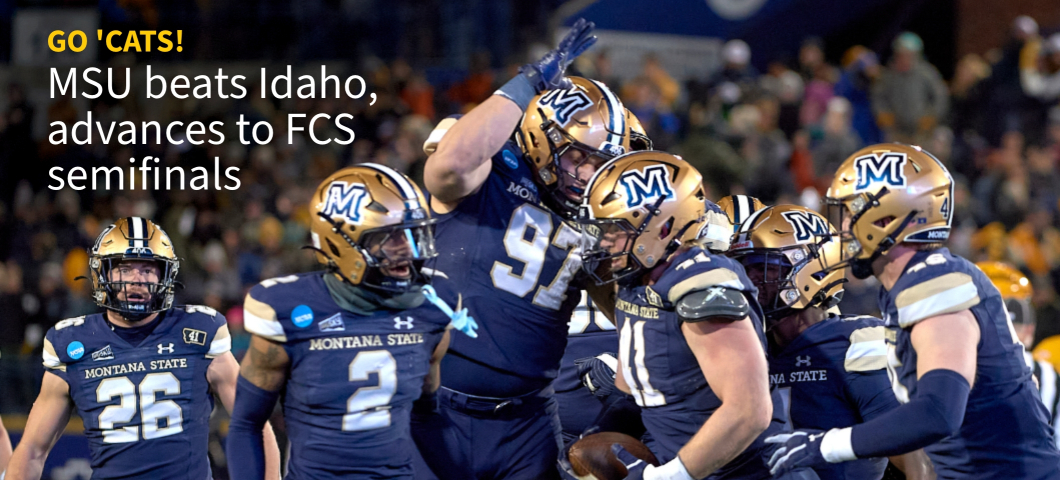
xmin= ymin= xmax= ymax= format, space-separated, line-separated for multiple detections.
xmin=646 ymin=456 xmax=695 ymax=480
xmin=850 ymin=368 xmax=970 ymax=458
xmin=820 ymin=428 xmax=856 ymax=463
xmin=494 ymin=73 xmax=538 ymax=111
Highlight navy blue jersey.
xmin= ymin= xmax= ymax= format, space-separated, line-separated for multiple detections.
xmin=428 ymin=141 xmax=584 ymax=397
xmin=879 ymin=248 xmax=1060 ymax=479
xmin=42 ymin=306 xmax=231 ymax=480
xmin=616 ymin=248 xmax=791 ymax=478
xmin=244 ymin=273 xmax=449 ymax=479
xmin=557 ymin=292 xmax=618 ymax=437
xmin=769 ymin=314 xmax=897 ymax=480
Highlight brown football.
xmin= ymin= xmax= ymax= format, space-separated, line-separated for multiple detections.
xmin=568 ymin=432 xmax=659 ymax=480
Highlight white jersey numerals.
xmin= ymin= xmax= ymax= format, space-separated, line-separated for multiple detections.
xmin=97 ymin=373 xmax=184 ymax=443
xmin=619 ymin=320 xmax=666 ymax=407
xmin=491 ymin=204 xmax=583 ymax=310
xmin=343 ymin=351 xmax=398 ymax=432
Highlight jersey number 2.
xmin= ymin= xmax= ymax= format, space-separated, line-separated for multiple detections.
xmin=343 ymin=351 xmax=397 ymax=432
xmin=491 ymin=204 xmax=582 ymax=310
xmin=97 ymin=373 xmax=183 ymax=443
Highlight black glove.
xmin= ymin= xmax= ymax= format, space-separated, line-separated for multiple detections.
xmin=575 ymin=352 xmax=618 ymax=400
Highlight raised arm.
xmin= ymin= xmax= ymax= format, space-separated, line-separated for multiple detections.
xmin=224 ymin=336 xmax=291 ymax=480
xmin=424 ymin=19 xmax=597 ymax=206
xmin=208 ymin=350 xmax=282 ymax=480
xmin=6 ymin=372 xmax=74 ymax=480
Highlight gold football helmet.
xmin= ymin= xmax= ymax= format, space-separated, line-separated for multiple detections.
xmin=310 ymin=163 xmax=436 ymax=292
xmin=825 ymin=143 xmax=953 ymax=278
xmin=977 ymin=261 xmax=1034 ymax=327
xmin=517 ymin=77 xmax=634 ymax=217
xmin=89 ymin=217 xmax=179 ymax=319
xmin=728 ymin=205 xmax=845 ymax=323
xmin=626 ymin=108 xmax=653 ymax=152
xmin=577 ymin=151 xmax=708 ymax=284
xmin=716 ymin=195 xmax=767 ymax=233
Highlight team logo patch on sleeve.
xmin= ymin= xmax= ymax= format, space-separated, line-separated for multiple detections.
xmin=780 ymin=211 xmax=831 ymax=243
xmin=619 ymin=165 xmax=675 ymax=208
xmin=322 ymin=181 xmax=370 ymax=224
xmin=537 ymin=87 xmax=592 ymax=124
xmin=183 ymin=328 xmax=207 ymax=346
xmin=854 ymin=152 xmax=907 ymax=192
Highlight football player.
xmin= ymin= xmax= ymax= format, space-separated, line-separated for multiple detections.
xmin=730 ymin=204 xmax=934 ymax=479
xmin=558 ymin=109 xmax=654 ymax=444
xmin=576 ymin=151 xmax=817 ymax=480
xmin=414 ymin=19 xmax=644 ymax=480
xmin=227 ymin=165 xmax=466 ymax=479
xmin=977 ymin=261 xmax=1060 ymax=430
xmin=767 ymin=144 xmax=1060 ymax=479
xmin=6 ymin=217 xmax=280 ymax=480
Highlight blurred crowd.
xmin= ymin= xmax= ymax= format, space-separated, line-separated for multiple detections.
xmin=4 ymin=14 xmax=1060 ymax=413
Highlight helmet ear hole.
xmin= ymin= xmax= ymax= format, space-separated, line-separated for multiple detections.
xmin=659 ymin=217 xmax=674 ymax=239
xmin=326 ymin=238 xmax=342 ymax=257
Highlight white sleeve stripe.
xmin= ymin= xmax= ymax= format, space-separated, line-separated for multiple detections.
xmin=206 ymin=336 xmax=232 ymax=357
xmin=42 ymin=349 xmax=63 ymax=369
xmin=897 ymin=282 xmax=979 ymax=327
xmin=244 ymin=310 xmax=287 ymax=343
xmin=846 ymin=339 xmax=887 ymax=361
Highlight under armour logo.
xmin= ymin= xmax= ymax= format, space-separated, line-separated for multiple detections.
xmin=796 ymin=356 xmax=811 ymax=367
xmin=158 ymin=343 xmax=175 ymax=354
xmin=394 ymin=317 xmax=414 ymax=330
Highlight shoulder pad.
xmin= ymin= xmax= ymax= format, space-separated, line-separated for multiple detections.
xmin=845 ymin=326 xmax=888 ymax=372
xmin=675 ymin=286 xmax=749 ymax=323
xmin=894 ymin=259 xmax=975 ymax=326
xmin=244 ymin=290 xmax=286 ymax=343
xmin=178 ymin=305 xmax=231 ymax=358
xmin=653 ymin=249 xmax=749 ymax=307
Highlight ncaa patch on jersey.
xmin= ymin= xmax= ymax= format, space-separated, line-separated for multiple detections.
xmin=68 ymin=341 xmax=85 ymax=360
xmin=292 ymin=305 xmax=314 ymax=328
xmin=502 ymin=150 xmax=520 ymax=170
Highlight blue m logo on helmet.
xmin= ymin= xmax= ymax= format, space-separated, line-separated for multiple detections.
xmin=538 ymin=87 xmax=592 ymax=124
xmin=781 ymin=211 xmax=831 ymax=244
xmin=619 ymin=165 xmax=674 ymax=208
xmin=854 ymin=152 xmax=907 ymax=192
xmin=322 ymin=181 xmax=369 ymax=224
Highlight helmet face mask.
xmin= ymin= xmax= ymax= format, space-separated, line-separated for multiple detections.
xmin=89 ymin=218 xmax=179 ymax=321
xmin=580 ymin=208 xmax=657 ymax=285
xmin=311 ymin=164 xmax=438 ymax=293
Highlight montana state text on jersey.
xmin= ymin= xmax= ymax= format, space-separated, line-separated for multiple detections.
xmin=880 ymin=248 xmax=1060 ymax=478
xmin=769 ymin=314 xmax=898 ymax=479
xmin=243 ymin=273 xmax=450 ymax=478
xmin=617 ymin=248 xmax=799 ymax=478
xmin=42 ymin=306 xmax=230 ymax=479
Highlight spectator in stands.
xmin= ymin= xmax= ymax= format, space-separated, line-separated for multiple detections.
xmin=759 ymin=60 xmax=804 ymax=138
xmin=982 ymin=15 xmax=1041 ymax=145
xmin=872 ymin=32 xmax=948 ymax=144
xmin=835 ymin=46 xmax=881 ymax=144
xmin=1021 ymin=33 xmax=1060 ymax=102
xmin=707 ymin=39 xmax=759 ymax=103
xmin=812 ymin=97 xmax=862 ymax=185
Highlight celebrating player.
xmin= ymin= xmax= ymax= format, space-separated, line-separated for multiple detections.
xmin=766 ymin=144 xmax=1060 ymax=478
xmin=6 ymin=217 xmax=280 ymax=480
xmin=226 ymin=165 xmax=464 ymax=479
xmin=730 ymin=204 xmax=934 ymax=479
xmin=576 ymin=151 xmax=817 ymax=480
xmin=414 ymin=18 xmax=645 ymax=479
xmin=977 ymin=261 xmax=1060 ymax=426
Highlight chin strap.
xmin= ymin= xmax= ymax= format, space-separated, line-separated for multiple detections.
xmin=422 ymin=285 xmax=478 ymax=338
xmin=850 ymin=209 xmax=919 ymax=279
